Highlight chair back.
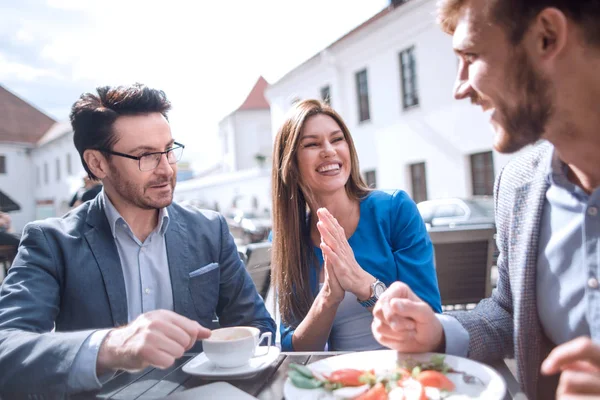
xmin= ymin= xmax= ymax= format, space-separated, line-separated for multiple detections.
xmin=0 ymin=244 xmax=17 ymax=281
xmin=428 ymin=224 xmax=496 ymax=306
xmin=245 ymin=242 xmax=272 ymax=299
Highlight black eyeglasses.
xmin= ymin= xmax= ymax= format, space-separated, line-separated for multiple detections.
xmin=99 ymin=142 xmax=185 ymax=172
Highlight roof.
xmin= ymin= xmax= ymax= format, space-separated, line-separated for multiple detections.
xmin=272 ymin=1 xmax=409 ymax=85
xmin=0 ymin=85 xmax=56 ymax=144
xmin=37 ymin=121 xmax=73 ymax=147
xmin=0 ymin=190 xmax=20 ymax=212
xmin=236 ymin=76 xmax=270 ymax=111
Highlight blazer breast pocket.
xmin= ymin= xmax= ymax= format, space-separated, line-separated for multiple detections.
xmin=189 ymin=262 xmax=220 ymax=319
xmin=189 ymin=262 xmax=219 ymax=278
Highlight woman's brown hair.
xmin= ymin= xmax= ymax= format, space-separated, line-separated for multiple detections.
xmin=271 ymin=99 xmax=371 ymax=326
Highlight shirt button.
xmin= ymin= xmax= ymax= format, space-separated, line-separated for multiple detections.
xmin=145 ymin=288 xmax=151 ymax=294
xmin=588 ymin=277 xmax=599 ymax=289
xmin=588 ymin=207 xmax=598 ymax=216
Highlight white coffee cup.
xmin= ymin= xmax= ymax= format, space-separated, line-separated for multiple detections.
xmin=202 ymin=326 xmax=272 ymax=368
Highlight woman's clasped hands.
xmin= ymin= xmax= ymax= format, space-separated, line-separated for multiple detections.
xmin=316 ymin=207 xmax=374 ymax=303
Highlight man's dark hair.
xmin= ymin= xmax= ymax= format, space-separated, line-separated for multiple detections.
xmin=438 ymin=0 xmax=600 ymax=46
xmin=70 ymin=83 xmax=172 ymax=180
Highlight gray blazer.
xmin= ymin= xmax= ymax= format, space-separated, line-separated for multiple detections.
xmin=0 ymin=195 xmax=275 ymax=396
xmin=449 ymin=141 xmax=558 ymax=400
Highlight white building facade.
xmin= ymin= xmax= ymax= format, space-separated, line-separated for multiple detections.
xmin=219 ymin=108 xmax=273 ymax=173
xmin=0 ymin=124 xmax=84 ymax=232
xmin=266 ymin=0 xmax=518 ymax=203
xmin=31 ymin=122 xmax=86 ymax=221
xmin=174 ymin=167 xmax=271 ymax=214
xmin=176 ymin=77 xmax=273 ymax=214
xmin=0 ymin=142 xmax=37 ymax=231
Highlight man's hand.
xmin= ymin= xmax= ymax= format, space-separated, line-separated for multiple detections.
xmin=97 ymin=310 xmax=210 ymax=374
xmin=372 ymin=281 xmax=444 ymax=353
xmin=541 ymin=336 xmax=600 ymax=399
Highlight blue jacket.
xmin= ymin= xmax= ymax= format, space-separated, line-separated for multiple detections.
xmin=280 ymin=190 xmax=441 ymax=351
xmin=0 ymin=194 xmax=275 ymax=396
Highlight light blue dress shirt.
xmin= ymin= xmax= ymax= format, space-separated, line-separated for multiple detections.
xmin=68 ymin=190 xmax=173 ymax=391
xmin=536 ymin=152 xmax=596 ymax=345
xmin=439 ymin=150 xmax=599 ymax=356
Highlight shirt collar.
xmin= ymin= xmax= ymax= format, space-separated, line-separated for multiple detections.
xmin=545 ymin=148 xmax=588 ymax=200
xmin=546 ymin=149 xmax=570 ymax=187
xmin=102 ymin=190 xmax=170 ymax=238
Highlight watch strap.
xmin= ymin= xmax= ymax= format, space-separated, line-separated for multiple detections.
xmin=358 ymin=296 xmax=378 ymax=308
xmin=357 ymin=279 xmax=382 ymax=308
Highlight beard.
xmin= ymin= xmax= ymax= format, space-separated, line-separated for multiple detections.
xmin=107 ymin=162 xmax=175 ymax=210
xmin=492 ymin=48 xmax=554 ymax=153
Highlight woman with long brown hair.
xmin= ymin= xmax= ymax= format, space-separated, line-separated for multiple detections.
xmin=271 ymin=99 xmax=441 ymax=351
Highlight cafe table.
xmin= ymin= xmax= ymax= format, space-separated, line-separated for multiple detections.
xmin=74 ymin=352 xmax=523 ymax=400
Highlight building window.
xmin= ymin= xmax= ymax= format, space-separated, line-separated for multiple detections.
xmin=36 ymin=166 xmax=40 ymax=187
xmin=470 ymin=151 xmax=495 ymax=196
xmin=320 ymin=85 xmax=331 ymax=105
xmin=399 ymin=46 xmax=419 ymax=109
xmin=56 ymin=158 xmax=61 ymax=181
xmin=66 ymin=153 xmax=72 ymax=176
xmin=44 ymin=162 xmax=48 ymax=185
xmin=0 ymin=155 xmax=5 ymax=174
xmin=409 ymin=162 xmax=428 ymax=203
xmin=364 ymin=169 xmax=377 ymax=188
xmin=355 ymin=69 xmax=370 ymax=122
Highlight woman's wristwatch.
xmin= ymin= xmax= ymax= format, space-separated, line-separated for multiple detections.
xmin=357 ymin=279 xmax=387 ymax=308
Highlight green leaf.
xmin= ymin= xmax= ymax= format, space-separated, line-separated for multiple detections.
xmin=289 ymin=363 xmax=315 ymax=379
xmin=412 ymin=366 xmax=421 ymax=378
xmin=289 ymin=370 xmax=323 ymax=389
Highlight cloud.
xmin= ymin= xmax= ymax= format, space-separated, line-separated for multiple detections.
xmin=0 ymin=0 xmax=389 ymax=169
xmin=46 ymin=0 xmax=93 ymax=10
xmin=0 ymin=52 xmax=62 ymax=81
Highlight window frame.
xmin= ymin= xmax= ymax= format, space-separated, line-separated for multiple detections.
xmin=399 ymin=46 xmax=419 ymax=109
xmin=355 ymin=69 xmax=371 ymax=122
xmin=470 ymin=151 xmax=495 ymax=196
xmin=409 ymin=162 xmax=428 ymax=203
xmin=320 ymin=85 xmax=331 ymax=105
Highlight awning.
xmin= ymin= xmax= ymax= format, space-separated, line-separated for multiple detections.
xmin=0 ymin=190 xmax=21 ymax=212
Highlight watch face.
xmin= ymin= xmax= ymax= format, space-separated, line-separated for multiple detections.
xmin=374 ymin=282 xmax=386 ymax=297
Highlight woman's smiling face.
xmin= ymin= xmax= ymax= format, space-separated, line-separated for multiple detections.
xmin=296 ymin=113 xmax=351 ymax=196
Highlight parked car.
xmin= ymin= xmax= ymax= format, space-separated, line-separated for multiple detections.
xmin=416 ymin=197 xmax=495 ymax=229
xmin=225 ymin=209 xmax=272 ymax=244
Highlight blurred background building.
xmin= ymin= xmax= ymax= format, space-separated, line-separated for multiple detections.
xmin=1 ymin=0 xmax=524 ymax=238
xmin=266 ymin=0 xmax=520 ymax=203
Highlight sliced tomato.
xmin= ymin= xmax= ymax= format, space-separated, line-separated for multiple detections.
xmin=354 ymin=382 xmax=387 ymax=400
xmin=326 ymin=368 xmax=367 ymax=387
xmin=416 ymin=370 xmax=455 ymax=391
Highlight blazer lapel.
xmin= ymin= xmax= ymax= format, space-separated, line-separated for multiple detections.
xmin=84 ymin=195 xmax=129 ymax=327
xmin=165 ymin=207 xmax=195 ymax=320
xmin=509 ymin=149 xmax=552 ymax=398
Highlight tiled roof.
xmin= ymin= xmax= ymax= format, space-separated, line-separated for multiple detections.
xmin=236 ymin=76 xmax=270 ymax=111
xmin=0 ymin=85 xmax=56 ymax=144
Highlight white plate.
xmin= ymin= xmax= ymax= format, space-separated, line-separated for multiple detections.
xmin=284 ymin=350 xmax=506 ymax=399
xmin=182 ymin=346 xmax=280 ymax=379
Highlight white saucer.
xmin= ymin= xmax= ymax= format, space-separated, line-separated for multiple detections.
xmin=182 ymin=346 xmax=280 ymax=379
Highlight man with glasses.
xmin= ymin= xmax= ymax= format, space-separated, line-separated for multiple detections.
xmin=0 ymin=84 xmax=276 ymax=397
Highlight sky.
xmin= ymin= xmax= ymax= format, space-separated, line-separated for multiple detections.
xmin=0 ymin=0 xmax=389 ymax=171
